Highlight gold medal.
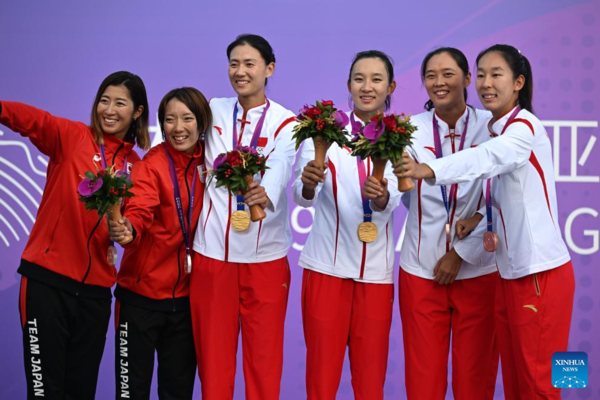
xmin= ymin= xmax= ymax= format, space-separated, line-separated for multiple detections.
xmin=231 ymin=210 xmax=251 ymax=231
xmin=357 ymin=222 xmax=378 ymax=243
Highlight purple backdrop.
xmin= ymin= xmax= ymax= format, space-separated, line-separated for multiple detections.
xmin=1 ymin=0 xmax=599 ymax=398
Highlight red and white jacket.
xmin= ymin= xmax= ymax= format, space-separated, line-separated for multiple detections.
xmin=401 ymin=107 xmax=496 ymax=280
xmin=425 ymin=107 xmax=571 ymax=279
xmin=0 ymin=101 xmax=140 ymax=297
xmin=116 ymin=141 xmax=203 ymax=310
xmin=192 ymin=97 xmax=297 ymax=263
xmin=292 ymin=112 xmax=400 ymax=283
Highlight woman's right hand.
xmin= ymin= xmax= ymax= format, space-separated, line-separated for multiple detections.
xmin=108 ymin=217 xmax=133 ymax=245
xmin=455 ymin=213 xmax=484 ymax=239
xmin=301 ymin=161 xmax=326 ymax=190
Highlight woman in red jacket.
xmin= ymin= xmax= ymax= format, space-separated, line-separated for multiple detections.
xmin=109 ymin=87 xmax=211 ymax=400
xmin=0 ymin=71 xmax=150 ymax=400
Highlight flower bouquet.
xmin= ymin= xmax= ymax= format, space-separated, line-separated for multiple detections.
xmin=292 ymin=100 xmax=350 ymax=168
xmin=211 ymin=146 xmax=269 ymax=227
xmin=349 ymin=113 xmax=417 ymax=192
xmin=78 ymin=163 xmax=134 ymax=243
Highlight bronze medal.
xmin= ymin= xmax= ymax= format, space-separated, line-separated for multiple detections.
xmin=107 ymin=245 xmax=118 ymax=266
xmin=483 ymin=231 xmax=499 ymax=252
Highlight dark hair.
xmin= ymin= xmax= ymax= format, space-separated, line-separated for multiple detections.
xmin=476 ymin=44 xmax=534 ymax=113
xmin=347 ymin=50 xmax=395 ymax=111
xmin=421 ymin=47 xmax=470 ymax=111
xmin=158 ymin=87 xmax=212 ymax=143
xmin=91 ymin=71 xmax=150 ymax=150
xmin=227 ymin=34 xmax=276 ymax=86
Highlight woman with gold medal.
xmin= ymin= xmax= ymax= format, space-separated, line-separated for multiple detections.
xmin=292 ymin=50 xmax=400 ymax=400
xmin=188 ymin=34 xmax=297 ymax=400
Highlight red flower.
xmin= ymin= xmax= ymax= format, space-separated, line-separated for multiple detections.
xmin=370 ymin=114 xmax=380 ymax=122
xmin=321 ymin=100 xmax=333 ymax=107
xmin=227 ymin=151 xmax=242 ymax=166
xmin=383 ymin=115 xmax=397 ymax=131
xmin=305 ymin=107 xmax=322 ymax=119
xmin=397 ymin=126 xmax=406 ymax=134
xmin=98 ymin=170 xmax=107 ymax=176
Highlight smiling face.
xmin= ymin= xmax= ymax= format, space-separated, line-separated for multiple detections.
xmin=424 ymin=52 xmax=471 ymax=114
xmin=476 ymin=51 xmax=524 ymax=118
xmin=228 ymin=44 xmax=274 ymax=108
xmin=163 ymin=99 xmax=200 ymax=155
xmin=95 ymin=84 xmax=143 ymax=140
xmin=348 ymin=57 xmax=395 ymax=121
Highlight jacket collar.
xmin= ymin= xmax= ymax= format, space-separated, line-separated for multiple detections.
xmin=164 ymin=140 xmax=203 ymax=167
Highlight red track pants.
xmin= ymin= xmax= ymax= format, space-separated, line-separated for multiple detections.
xmin=189 ymin=253 xmax=291 ymax=400
xmin=496 ymin=261 xmax=575 ymax=400
xmin=399 ymin=269 xmax=500 ymax=400
xmin=302 ymin=269 xmax=394 ymax=400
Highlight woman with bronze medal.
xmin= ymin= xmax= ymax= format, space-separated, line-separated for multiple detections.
xmin=397 ymin=44 xmax=574 ymax=399
xmin=396 ymin=48 xmax=500 ymax=400
xmin=292 ymin=50 xmax=400 ymax=400
xmin=188 ymin=34 xmax=297 ymax=400
xmin=108 ymin=87 xmax=211 ymax=399
xmin=0 ymin=71 xmax=149 ymax=399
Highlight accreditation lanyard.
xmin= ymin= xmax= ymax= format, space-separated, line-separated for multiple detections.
xmin=232 ymin=99 xmax=270 ymax=212
xmin=356 ymin=156 xmax=372 ymax=224
xmin=100 ymin=144 xmax=129 ymax=248
xmin=432 ymin=109 xmax=469 ymax=247
xmin=485 ymin=106 xmax=522 ymax=231
xmin=164 ymin=144 xmax=197 ymax=274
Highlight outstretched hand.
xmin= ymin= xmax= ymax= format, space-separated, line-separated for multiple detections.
xmin=393 ymin=152 xmax=435 ymax=180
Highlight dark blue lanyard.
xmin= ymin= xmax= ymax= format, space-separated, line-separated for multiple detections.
xmin=164 ymin=144 xmax=197 ymax=268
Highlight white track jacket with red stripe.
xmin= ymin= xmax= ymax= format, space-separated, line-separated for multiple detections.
xmin=292 ymin=112 xmax=401 ymax=284
xmin=400 ymin=107 xmax=497 ymax=280
xmin=425 ymin=107 xmax=571 ymax=279
xmin=192 ymin=97 xmax=297 ymax=263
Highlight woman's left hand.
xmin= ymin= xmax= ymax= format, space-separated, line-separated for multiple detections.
xmin=243 ymin=181 xmax=270 ymax=209
xmin=363 ymin=176 xmax=390 ymax=210
xmin=433 ymin=248 xmax=462 ymax=285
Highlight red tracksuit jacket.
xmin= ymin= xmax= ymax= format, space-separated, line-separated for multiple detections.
xmin=115 ymin=141 xmax=204 ymax=311
xmin=0 ymin=101 xmax=141 ymax=298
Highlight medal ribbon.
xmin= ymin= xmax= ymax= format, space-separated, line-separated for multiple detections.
xmin=485 ymin=106 xmax=522 ymax=232
xmin=232 ymin=100 xmax=270 ymax=211
xmin=164 ymin=144 xmax=197 ymax=273
xmin=356 ymin=156 xmax=372 ymax=223
xmin=100 ymin=144 xmax=129 ymax=250
xmin=432 ymin=109 xmax=469 ymax=247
